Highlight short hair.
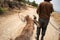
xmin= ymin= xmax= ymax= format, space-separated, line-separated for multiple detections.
xmin=44 ymin=0 xmax=52 ymax=1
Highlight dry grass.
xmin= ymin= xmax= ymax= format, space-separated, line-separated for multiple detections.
xmin=51 ymin=12 xmax=60 ymax=25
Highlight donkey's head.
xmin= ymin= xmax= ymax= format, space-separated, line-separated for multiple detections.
xmin=25 ymin=15 xmax=33 ymax=23
xmin=25 ymin=15 xmax=30 ymax=21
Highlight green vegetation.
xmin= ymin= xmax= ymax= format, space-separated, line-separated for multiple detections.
xmin=0 ymin=0 xmax=38 ymax=14
xmin=17 ymin=0 xmax=25 ymax=2
xmin=0 ymin=7 xmax=8 ymax=14
xmin=24 ymin=0 xmax=38 ymax=7
xmin=0 ymin=7 xmax=4 ymax=14
xmin=18 ymin=0 xmax=38 ymax=7
xmin=31 ymin=1 xmax=38 ymax=7
xmin=0 ymin=0 xmax=38 ymax=8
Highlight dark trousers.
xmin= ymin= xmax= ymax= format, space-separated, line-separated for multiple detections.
xmin=36 ymin=18 xmax=49 ymax=40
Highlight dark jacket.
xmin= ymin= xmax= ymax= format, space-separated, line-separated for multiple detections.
xmin=37 ymin=1 xmax=54 ymax=20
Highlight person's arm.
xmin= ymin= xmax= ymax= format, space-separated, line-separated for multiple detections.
xmin=34 ymin=20 xmax=40 ymax=27
xmin=51 ymin=4 xmax=54 ymax=13
xmin=33 ymin=15 xmax=40 ymax=27
xmin=37 ymin=4 xmax=41 ymax=15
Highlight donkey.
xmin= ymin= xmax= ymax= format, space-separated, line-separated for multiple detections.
xmin=59 ymin=34 xmax=60 ymax=40
xmin=15 ymin=15 xmax=34 ymax=40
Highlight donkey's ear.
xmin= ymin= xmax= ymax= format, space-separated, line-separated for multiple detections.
xmin=33 ymin=15 xmax=36 ymax=20
xmin=25 ymin=15 xmax=29 ymax=20
xmin=25 ymin=15 xmax=29 ymax=18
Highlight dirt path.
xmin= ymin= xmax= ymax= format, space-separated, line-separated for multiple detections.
xmin=0 ymin=7 xmax=60 ymax=40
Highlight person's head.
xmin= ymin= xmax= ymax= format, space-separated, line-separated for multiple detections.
xmin=44 ymin=0 xmax=52 ymax=2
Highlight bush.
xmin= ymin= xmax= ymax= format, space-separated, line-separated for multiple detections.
xmin=31 ymin=1 xmax=38 ymax=7
xmin=17 ymin=0 xmax=26 ymax=3
xmin=25 ymin=0 xmax=38 ymax=7
xmin=0 ymin=7 xmax=6 ymax=14
xmin=0 ymin=8 xmax=4 ymax=14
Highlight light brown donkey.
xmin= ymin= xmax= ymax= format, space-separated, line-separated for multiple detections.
xmin=59 ymin=34 xmax=60 ymax=40
xmin=15 ymin=15 xmax=34 ymax=40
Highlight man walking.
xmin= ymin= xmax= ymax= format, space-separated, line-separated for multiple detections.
xmin=36 ymin=0 xmax=54 ymax=40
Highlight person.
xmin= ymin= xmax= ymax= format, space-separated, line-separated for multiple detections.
xmin=36 ymin=0 xmax=54 ymax=40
